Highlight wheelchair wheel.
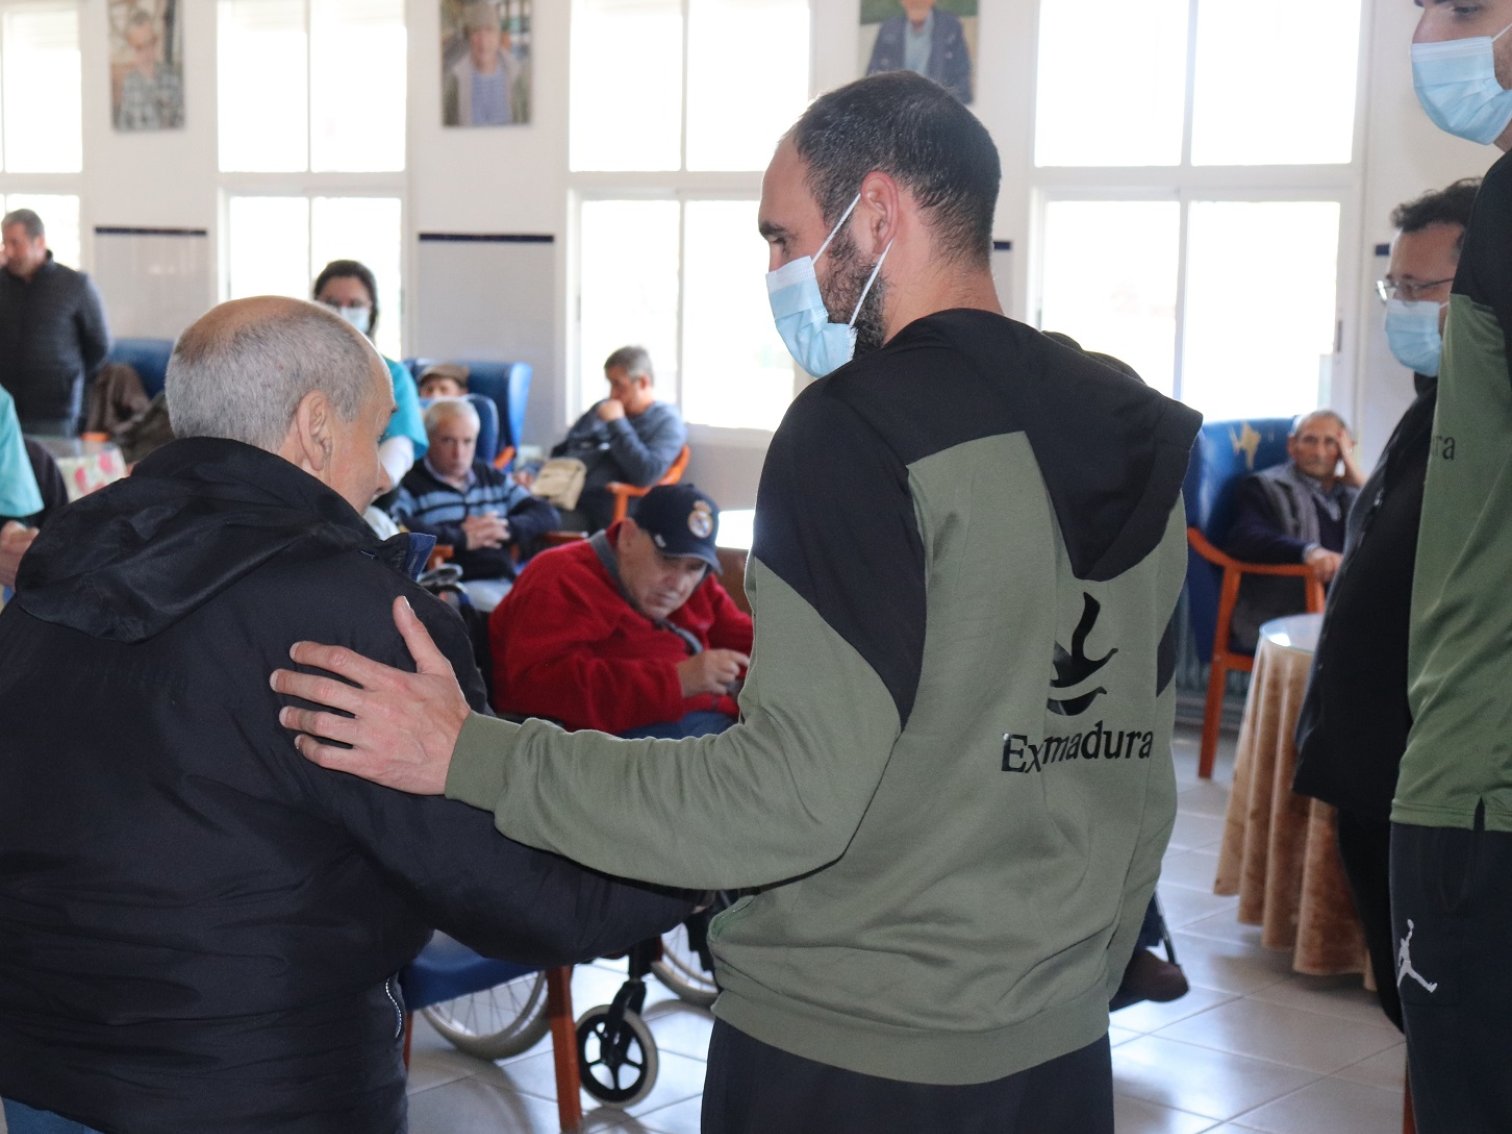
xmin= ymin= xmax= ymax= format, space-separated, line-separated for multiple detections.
xmin=575 ymin=1003 xmax=659 ymax=1107
xmin=422 ymin=971 xmax=550 ymax=1060
xmin=650 ymin=920 xmax=719 ymax=1007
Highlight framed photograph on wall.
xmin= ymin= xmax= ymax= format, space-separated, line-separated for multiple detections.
xmin=441 ymin=0 xmax=532 ymax=127
xmin=110 ymin=0 xmax=184 ymax=131
xmin=859 ymin=0 xmax=977 ymax=105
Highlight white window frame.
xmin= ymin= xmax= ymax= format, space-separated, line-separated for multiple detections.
xmin=566 ymin=0 xmax=812 ymax=444
xmin=0 ymin=0 xmax=85 ymax=266
xmin=214 ymin=2 xmax=409 ymax=352
xmin=1026 ymin=0 xmax=1373 ymax=425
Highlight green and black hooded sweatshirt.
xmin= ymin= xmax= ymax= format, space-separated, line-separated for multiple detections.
xmin=447 ymin=309 xmax=1202 ymax=1084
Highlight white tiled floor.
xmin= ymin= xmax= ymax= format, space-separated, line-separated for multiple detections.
xmin=0 ymin=725 xmax=1406 ymax=1134
xmin=400 ymin=723 xmax=1410 ymax=1133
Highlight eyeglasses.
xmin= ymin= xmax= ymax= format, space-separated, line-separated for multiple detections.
xmin=1376 ymin=277 xmax=1454 ymax=303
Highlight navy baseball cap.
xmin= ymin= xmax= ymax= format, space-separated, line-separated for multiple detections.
xmin=632 ymin=484 xmax=721 ymax=572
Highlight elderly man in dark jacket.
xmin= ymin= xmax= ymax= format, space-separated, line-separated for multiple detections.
xmin=0 ymin=208 xmax=110 ymax=435
xmin=0 ymin=296 xmax=690 ymax=1134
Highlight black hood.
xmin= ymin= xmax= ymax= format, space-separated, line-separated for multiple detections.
xmin=16 ymin=437 xmax=424 ymax=643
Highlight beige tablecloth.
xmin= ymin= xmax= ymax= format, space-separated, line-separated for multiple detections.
xmin=1214 ymin=617 xmax=1371 ymax=979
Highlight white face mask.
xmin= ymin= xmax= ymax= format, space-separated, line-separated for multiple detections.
xmin=1412 ymin=21 xmax=1512 ymax=144
xmin=765 ymin=193 xmax=893 ymax=378
xmin=329 ymin=303 xmax=372 ymax=337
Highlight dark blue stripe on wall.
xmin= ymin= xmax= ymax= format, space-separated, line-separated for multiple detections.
xmin=1375 ymin=243 xmax=1390 ymax=257
xmin=418 ymin=232 xmax=555 ymax=244
xmin=993 ymin=239 xmax=1013 ymax=252
xmin=95 ymin=226 xmax=207 ymax=237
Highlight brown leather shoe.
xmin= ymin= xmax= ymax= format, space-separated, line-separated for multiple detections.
xmin=1119 ymin=949 xmax=1190 ymax=1003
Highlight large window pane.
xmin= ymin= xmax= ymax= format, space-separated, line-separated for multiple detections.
xmin=1035 ymin=0 xmax=1187 ymax=167
xmin=682 ymin=200 xmax=791 ymax=429
xmin=578 ymin=200 xmax=680 ymax=410
xmin=311 ymin=0 xmax=405 ymax=172
xmin=1039 ymin=200 xmax=1180 ymax=394
xmin=1182 ymin=201 xmax=1340 ymax=419
xmin=2 ymin=5 xmax=82 ymax=172
xmin=686 ymin=0 xmax=808 ymax=171
xmin=570 ymin=0 xmax=682 ymax=172
xmin=1191 ymin=0 xmax=1361 ymax=166
xmin=226 ymin=196 xmax=310 ymax=301
xmin=2 ymin=193 xmax=78 ymax=270
xmin=219 ymin=0 xmax=308 ymax=172
xmin=310 ymin=196 xmax=403 ymax=359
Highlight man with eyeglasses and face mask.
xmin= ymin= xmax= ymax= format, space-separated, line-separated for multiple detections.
xmin=271 ymin=72 xmax=1201 ymax=1133
xmin=1386 ymin=3 xmax=1512 ymax=1129
xmin=1292 ymin=178 xmax=1477 ymax=1041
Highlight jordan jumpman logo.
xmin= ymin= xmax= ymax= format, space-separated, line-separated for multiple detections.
xmin=1396 ymin=919 xmax=1438 ymax=994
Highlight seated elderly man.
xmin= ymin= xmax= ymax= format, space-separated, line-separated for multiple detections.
xmin=536 ymin=345 xmax=687 ymax=532
xmin=1224 ymin=409 xmax=1364 ymax=651
xmin=490 ymin=484 xmax=751 ymax=738
xmin=0 ymin=297 xmax=689 ymax=1134
xmin=391 ymin=397 xmax=558 ymax=610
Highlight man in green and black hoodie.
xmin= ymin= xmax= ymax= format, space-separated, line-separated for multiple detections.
xmin=1387 ymin=4 xmax=1512 ymax=1131
xmin=278 ymin=73 xmax=1201 ymax=1134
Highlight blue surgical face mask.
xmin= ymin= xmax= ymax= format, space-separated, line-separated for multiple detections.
xmin=767 ymin=193 xmax=893 ymax=378
xmin=1412 ymin=22 xmax=1512 ymax=144
xmin=330 ymin=303 xmax=372 ymax=337
xmin=1385 ymin=298 xmax=1446 ymax=377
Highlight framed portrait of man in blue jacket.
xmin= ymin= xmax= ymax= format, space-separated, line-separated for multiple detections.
xmin=860 ymin=0 xmax=976 ymax=105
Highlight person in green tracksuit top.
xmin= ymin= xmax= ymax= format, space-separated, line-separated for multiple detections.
xmin=1387 ymin=3 xmax=1512 ymax=1131
xmin=273 ymin=72 xmax=1200 ymax=1134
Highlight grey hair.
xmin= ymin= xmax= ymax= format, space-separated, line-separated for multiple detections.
xmin=1 ymin=209 xmax=43 ymax=239
xmin=604 ymin=345 xmax=654 ymax=382
xmin=1291 ymin=409 xmax=1347 ymax=437
xmin=166 ymin=299 xmax=379 ymax=451
xmin=423 ymin=396 xmax=480 ymax=434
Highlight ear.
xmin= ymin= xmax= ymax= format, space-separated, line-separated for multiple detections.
xmin=289 ymin=389 xmax=336 ymax=476
xmin=857 ymin=169 xmax=903 ymax=257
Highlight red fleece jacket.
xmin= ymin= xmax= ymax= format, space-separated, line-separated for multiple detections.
xmin=488 ymin=523 xmax=753 ymax=733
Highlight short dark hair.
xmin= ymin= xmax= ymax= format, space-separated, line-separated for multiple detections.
xmin=312 ymin=259 xmax=381 ymax=338
xmin=789 ymin=71 xmax=1000 ymax=269
xmin=1 ymin=209 xmax=44 ymax=239
xmin=1391 ymin=178 xmax=1480 ymax=253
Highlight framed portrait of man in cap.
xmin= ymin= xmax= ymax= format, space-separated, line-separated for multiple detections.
xmin=441 ymin=0 xmax=532 ymax=127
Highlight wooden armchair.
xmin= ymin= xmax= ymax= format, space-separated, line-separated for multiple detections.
xmin=606 ymin=445 xmax=692 ymax=524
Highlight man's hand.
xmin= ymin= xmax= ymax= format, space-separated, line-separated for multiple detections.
xmin=677 ymin=649 xmax=751 ymax=698
xmin=1304 ymin=545 xmax=1342 ymax=583
xmin=1339 ymin=428 xmax=1367 ymax=489
xmin=513 ymin=468 xmax=536 ymax=489
xmin=270 ymin=596 xmax=470 ymax=795
xmin=0 ymin=521 xmax=37 ymax=590
xmin=595 ymin=398 xmax=626 ymax=423
xmin=461 ymin=513 xmax=510 ymax=549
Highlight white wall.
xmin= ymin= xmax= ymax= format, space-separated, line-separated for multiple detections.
xmin=46 ymin=0 xmax=1497 ymax=500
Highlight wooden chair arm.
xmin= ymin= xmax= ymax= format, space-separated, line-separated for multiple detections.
xmin=492 ymin=444 xmax=517 ymax=471
xmin=1187 ymin=527 xmax=1322 ymax=580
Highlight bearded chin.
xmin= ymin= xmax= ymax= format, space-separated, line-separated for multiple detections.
xmin=822 ymin=234 xmax=889 ymax=358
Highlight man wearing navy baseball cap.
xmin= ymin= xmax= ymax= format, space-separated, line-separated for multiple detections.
xmin=486 ymin=483 xmax=754 ymax=738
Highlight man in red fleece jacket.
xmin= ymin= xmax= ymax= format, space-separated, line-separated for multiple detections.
xmin=489 ymin=484 xmax=752 ymax=737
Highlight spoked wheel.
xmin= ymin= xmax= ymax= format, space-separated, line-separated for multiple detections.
xmin=651 ymin=921 xmax=719 ymax=1007
xmin=422 ymin=971 xmax=550 ymax=1059
xmin=575 ymin=1003 xmax=659 ymax=1107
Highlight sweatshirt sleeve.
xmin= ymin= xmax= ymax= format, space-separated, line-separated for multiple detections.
xmin=503 ymin=486 xmax=560 ymax=547
xmin=446 ymin=389 xmax=925 ymax=889
xmin=291 ymin=580 xmax=694 ymax=964
xmin=604 ymin=404 xmax=687 ymax=486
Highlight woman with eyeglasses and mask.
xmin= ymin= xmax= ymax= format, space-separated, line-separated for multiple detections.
xmin=313 ymin=259 xmax=426 ymax=494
